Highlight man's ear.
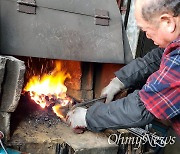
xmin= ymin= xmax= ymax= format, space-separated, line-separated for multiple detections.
xmin=160 ymin=13 xmax=176 ymax=33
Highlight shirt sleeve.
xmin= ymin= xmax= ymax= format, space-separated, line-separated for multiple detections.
xmin=115 ymin=48 xmax=164 ymax=88
xmin=86 ymin=90 xmax=154 ymax=132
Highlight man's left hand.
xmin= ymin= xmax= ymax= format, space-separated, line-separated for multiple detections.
xmin=66 ymin=107 xmax=87 ymax=134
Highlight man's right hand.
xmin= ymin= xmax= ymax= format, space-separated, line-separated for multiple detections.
xmin=101 ymin=77 xmax=125 ymax=103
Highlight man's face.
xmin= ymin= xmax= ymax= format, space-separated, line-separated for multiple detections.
xmin=135 ymin=15 xmax=168 ymax=48
xmin=135 ymin=1 xmax=172 ymax=48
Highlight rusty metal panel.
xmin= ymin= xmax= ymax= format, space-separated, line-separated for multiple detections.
xmin=0 ymin=0 xmax=125 ymax=63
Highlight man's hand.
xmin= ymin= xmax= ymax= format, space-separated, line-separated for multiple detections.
xmin=101 ymin=77 xmax=125 ymax=103
xmin=66 ymin=107 xmax=87 ymax=134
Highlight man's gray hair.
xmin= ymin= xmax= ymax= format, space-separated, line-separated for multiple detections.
xmin=141 ymin=0 xmax=180 ymax=21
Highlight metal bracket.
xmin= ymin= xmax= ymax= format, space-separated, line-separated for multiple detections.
xmin=94 ymin=9 xmax=110 ymax=26
xmin=17 ymin=0 xmax=36 ymax=14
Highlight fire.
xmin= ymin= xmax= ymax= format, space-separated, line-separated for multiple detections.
xmin=52 ymin=104 xmax=66 ymax=119
xmin=24 ymin=61 xmax=73 ymax=119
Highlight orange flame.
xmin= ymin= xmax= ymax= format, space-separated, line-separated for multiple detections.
xmin=52 ymin=104 xmax=64 ymax=119
xmin=24 ymin=61 xmax=72 ymax=118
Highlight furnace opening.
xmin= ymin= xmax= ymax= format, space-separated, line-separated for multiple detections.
xmin=9 ymin=57 xmax=95 ymax=139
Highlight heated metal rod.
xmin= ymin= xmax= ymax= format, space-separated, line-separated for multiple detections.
xmin=71 ymin=96 xmax=106 ymax=110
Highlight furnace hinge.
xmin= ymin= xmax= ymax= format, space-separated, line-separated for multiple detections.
xmin=17 ymin=0 xmax=36 ymax=14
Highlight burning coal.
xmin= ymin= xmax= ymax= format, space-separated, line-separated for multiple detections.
xmin=24 ymin=61 xmax=73 ymax=120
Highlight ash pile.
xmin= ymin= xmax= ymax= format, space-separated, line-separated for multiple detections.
xmin=10 ymin=93 xmax=69 ymax=132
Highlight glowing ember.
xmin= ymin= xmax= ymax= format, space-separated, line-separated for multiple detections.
xmin=24 ymin=61 xmax=73 ymax=119
xmin=52 ymin=104 xmax=65 ymax=119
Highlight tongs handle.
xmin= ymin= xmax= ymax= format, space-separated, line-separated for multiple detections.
xmin=71 ymin=96 xmax=106 ymax=110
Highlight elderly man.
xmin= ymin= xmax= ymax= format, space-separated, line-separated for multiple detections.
xmin=66 ymin=0 xmax=180 ymax=136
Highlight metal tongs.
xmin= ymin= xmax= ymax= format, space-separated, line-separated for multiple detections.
xmin=57 ymin=96 xmax=106 ymax=122
xmin=70 ymin=96 xmax=106 ymax=110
